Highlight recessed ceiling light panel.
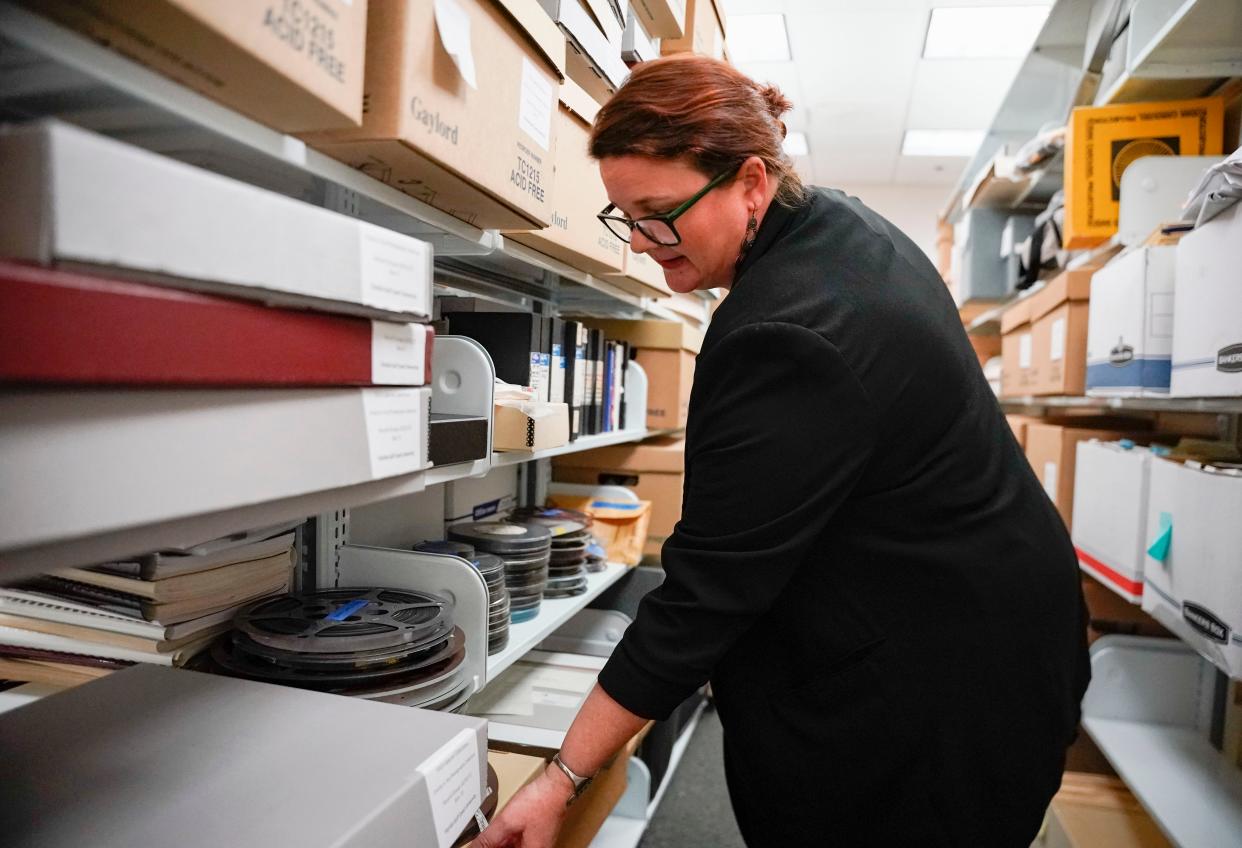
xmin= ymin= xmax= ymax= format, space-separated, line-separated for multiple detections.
xmin=725 ymin=14 xmax=791 ymax=62
xmin=902 ymin=129 xmax=986 ymax=157
xmin=923 ymin=5 xmax=1051 ymax=59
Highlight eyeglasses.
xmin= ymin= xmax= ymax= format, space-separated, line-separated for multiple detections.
xmin=598 ymin=164 xmax=740 ymax=247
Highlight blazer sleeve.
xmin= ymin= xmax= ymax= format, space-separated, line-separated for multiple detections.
xmin=597 ymin=322 xmax=880 ymax=719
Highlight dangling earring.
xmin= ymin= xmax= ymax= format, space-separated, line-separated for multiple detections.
xmin=736 ymin=210 xmax=758 ymax=267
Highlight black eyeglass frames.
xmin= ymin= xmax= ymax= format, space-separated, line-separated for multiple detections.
xmin=597 ymin=164 xmax=741 ymax=247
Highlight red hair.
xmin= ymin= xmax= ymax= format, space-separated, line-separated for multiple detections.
xmin=589 ymin=54 xmax=805 ymax=205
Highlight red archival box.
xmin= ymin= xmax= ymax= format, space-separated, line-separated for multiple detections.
xmin=0 ymin=262 xmax=433 ymax=387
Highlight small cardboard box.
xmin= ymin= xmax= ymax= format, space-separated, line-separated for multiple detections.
xmin=506 ymin=79 xmax=626 ymax=275
xmin=540 ymin=0 xmax=630 ymax=104
xmin=0 ymin=121 xmax=433 ymax=321
xmin=1000 ymin=299 xmax=1035 ymax=398
xmin=553 ymin=436 xmax=685 ymax=557
xmin=494 ymin=401 xmax=571 ymax=452
xmin=630 ymin=0 xmax=686 ymax=38
xmin=1025 ymin=423 xmax=1136 ymax=530
xmin=1172 ymin=202 xmax=1242 ymax=397
xmin=1064 ymin=97 xmax=1225 ymax=250
xmin=639 ymin=348 xmax=695 ymax=429
xmin=28 ymin=0 xmax=367 ymax=133
xmin=305 ymin=0 xmax=563 ymax=229
xmin=1036 ymin=773 xmax=1172 ymax=848
xmin=1142 ymin=458 xmax=1242 ymax=678
xmin=1072 ymin=440 xmax=1156 ymax=602
xmin=1086 ymin=246 xmax=1176 ymax=397
xmin=602 ymin=247 xmax=675 ymax=298
xmin=1028 ymin=268 xmax=1097 ymax=396
xmin=660 ymin=0 xmax=725 ymax=59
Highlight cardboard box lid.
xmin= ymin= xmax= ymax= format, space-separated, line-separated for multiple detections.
xmin=553 ymin=435 xmax=685 ymax=472
xmin=496 ymin=0 xmax=569 ymax=77
xmin=559 ymin=75 xmax=600 ymax=125
xmin=1000 ymin=298 xmax=1033 ymax=334
xmin=581 ymin=318 xmax=702 ymax=352
xmin=1028 ymin=267 xmax=1097 ymax=323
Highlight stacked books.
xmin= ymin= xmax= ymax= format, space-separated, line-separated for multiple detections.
xmin=0 ymin=530 xmax=297 ymax=688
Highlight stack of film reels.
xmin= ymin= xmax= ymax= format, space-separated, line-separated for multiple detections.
xmin=414 ymin=540 xmax=510 ymax=655
xmin=511 ymin=508 xmax=594 ymax=598
xmin=449 ymin=522 xmax=551 ymax=624
xmin=201 ymin=587 xmax=471 ymax=710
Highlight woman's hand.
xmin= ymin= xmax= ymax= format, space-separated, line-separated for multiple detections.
xmin=474 ymin=765 xmax=575 ymax=848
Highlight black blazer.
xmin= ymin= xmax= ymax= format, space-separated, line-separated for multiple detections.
xmin=597 ymin=188 xmax=1090 ymax=846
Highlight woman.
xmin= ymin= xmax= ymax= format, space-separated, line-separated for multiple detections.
xmin=477 ymin=55 xmax=1089 ymax=847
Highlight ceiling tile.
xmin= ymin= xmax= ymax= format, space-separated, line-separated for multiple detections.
xmin=810 ymin=131 xmax=899 ymax=184
xmin=893 ymin=154 xmax=971 ymax=185
xmin=905 ymin=59 xmax=1023 ymax=129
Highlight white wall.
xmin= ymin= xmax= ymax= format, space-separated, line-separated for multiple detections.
xmin=831 ymin=183 xmax=950 ymax=265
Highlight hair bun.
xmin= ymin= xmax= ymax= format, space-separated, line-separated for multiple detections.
xmin=757 ymin=83 xmax=793 ymax=125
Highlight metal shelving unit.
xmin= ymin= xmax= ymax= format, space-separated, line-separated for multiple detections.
xmin=1083 ymin=636 xmax=1242 ymax=848
xmin=999 ymin=395 xmax=1242 ymax=415
xmin=0 ymin=2 xmax=679 ymax=321
xmin=1096 ymin=0 xmax=1242 ymax=106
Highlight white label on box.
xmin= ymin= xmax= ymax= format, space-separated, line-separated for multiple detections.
xmin=1019 ymin=333 xmax=1032 ymax=369
xmin=550 ymin=343 xmax=565 ymax=403
xmin=358 ymin=223 xmax=431 ymax=316
xmin=532 ymin=689 xmax=584 ymax=709
xmin=416 ymin=728 xmax=481 ymax=848
xmin=371 ymin=322 xmax=427 ymax=385
xmin=1043 ymin=461 xmax=1059 ymax=500
xmin=433 ymin=0 xmax=478 ymax=89
xmin=1050 ymin=318 xmax=1066 ymax=363
xmin=1151 ymin=293 xmax=1175 ymax=338
xmin=518 ymin=57 xmax=555 ymax=153
xmin=362 ymin=389 xmax=426 ymax=478
xmin=529 ymin=352 xmax=549 ymax=401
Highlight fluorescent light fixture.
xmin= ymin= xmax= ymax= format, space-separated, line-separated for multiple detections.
xmin=902 ymin=129 xmax=985 ymax=157
xmin=783 ymin=132 xmax=809 ymax=157
xmin=923 ymin=5 xmax=1051 ymax=59
xmin=725 ymin=14 xmax=791 ymax=62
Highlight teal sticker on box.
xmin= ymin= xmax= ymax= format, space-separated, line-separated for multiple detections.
xmin=1147 ymin=512 xmax=1173 ymax=562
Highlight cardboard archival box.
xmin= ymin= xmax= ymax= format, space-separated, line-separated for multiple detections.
xmin=602 ymin=247 xmax=675 ymax=299
xmin=505 ymin=79 xmax=625 ymax=275
xmin=1027 ymin=267 xmax=1097 ymax=397
xmin=540 ymin=0 xmax=630 ymax=105
xmin=27 ymin=0 xmax=367 ymax=133
xmin=0 ymin=121 xmax=433 ymax=322
xmin=660 ymin=0 xmax=726 ymax=60
xmin=1071 ymin=440 xmax=1156 ymax=602
xmin=630 ymin=0 xmax=686 ymax=39
xmin=1024 ymin=422 xmax=1137 ymax=530
xmin=1141 ymin=457 xmax=1242 ymax=679
xmin=304 ymin=0 xmax=562 ymax=229
xmin=493 ymin=401 xmax=571 ymax=452
xmin=1171 ymin=201 xmax=1242 ymax=397
xmin=1035 ymin=773 xmax=1172 ymax=848
xmin=1063 ymin=96 xmax=1225 ymax=249
xmin=578 ymin=319 xmax=703 ymax=354
xmin=1000 ymin=299 xmax=1035 ymax=398
xmin=553 ymin=436 xmax=686 ymax=557
xmin=1086 ymin=246 xmax=1176 ymax=397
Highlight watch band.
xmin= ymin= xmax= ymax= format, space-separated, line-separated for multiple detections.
xmin=551 ymin=753 xmax=593 ymax=804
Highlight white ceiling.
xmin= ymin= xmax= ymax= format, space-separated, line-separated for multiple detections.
xmin=718 ymin=0 xmax=1053 ymax=187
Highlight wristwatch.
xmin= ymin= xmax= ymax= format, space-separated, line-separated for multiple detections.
xmin=550 ymin=753 xmax=593 ymax=805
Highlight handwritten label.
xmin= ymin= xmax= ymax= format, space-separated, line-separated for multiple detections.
xmin=372 ymin=322 xmax=428 ymax=385
xmin=362 ymin=389 xmax=427 ymax=477
xmin=358 ymin=222 xmax=431 ymax=316
xmin=518 ymin=57 xmax=554 ymax=152
xmin=416 ymin=729 xmax=481 ymax=848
